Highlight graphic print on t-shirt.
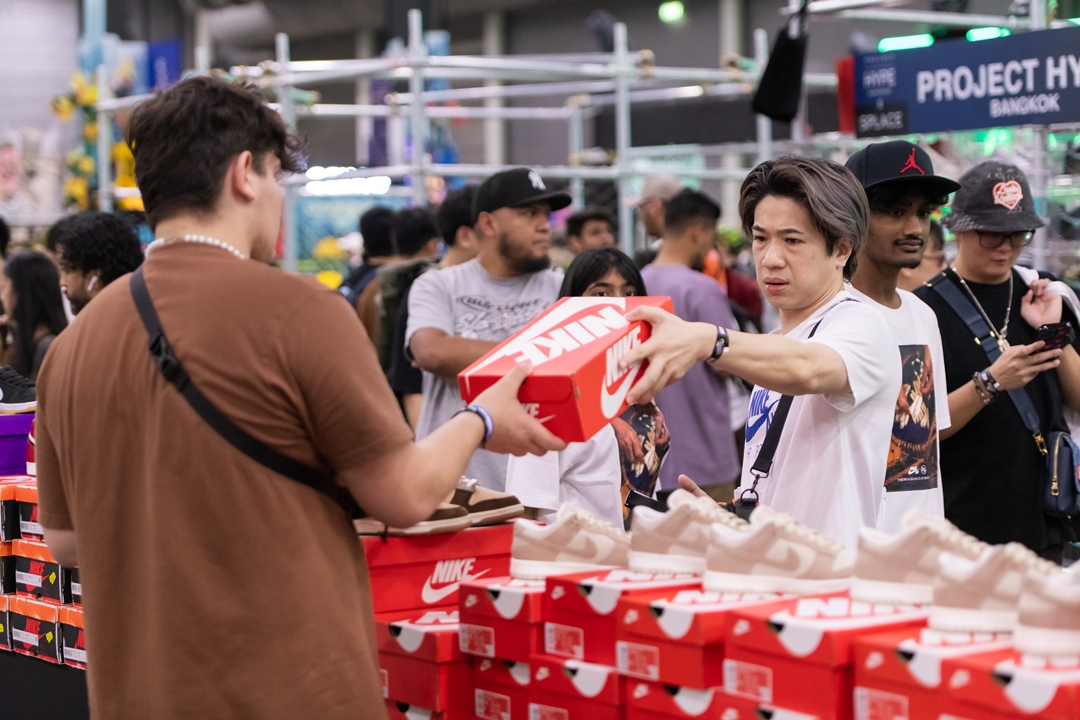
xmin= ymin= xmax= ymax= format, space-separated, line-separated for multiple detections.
xmin=612 ymin=403 xmax=671 ymax=521
xmin=886 ymin=344 xmax=937 ymax=491
xmin=454 ymin=295 xmax=551 ymax=339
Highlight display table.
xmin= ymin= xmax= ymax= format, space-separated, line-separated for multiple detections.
xmin=0 ymin=652 xmax=89 ymax=720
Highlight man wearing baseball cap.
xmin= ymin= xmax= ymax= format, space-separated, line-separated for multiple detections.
xmin=845 ymin=140 xmax=960 ymax=533
xmin=408 ymin=168 xmax=571 ymax=491
xmin=915 ymin=161 xmax=1080 ymax=561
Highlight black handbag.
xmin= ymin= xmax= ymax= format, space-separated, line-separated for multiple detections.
xmin=929 ymin=272 xmax=1080 ymax=518
xmin=751 ymin=0 xmax=809 ymax=123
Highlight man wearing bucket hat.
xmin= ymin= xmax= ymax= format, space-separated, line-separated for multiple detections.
xmin=915 ymin=161 xmax=1080 ymax=561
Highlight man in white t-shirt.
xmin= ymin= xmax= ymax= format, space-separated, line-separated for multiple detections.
xmin=619 ymin=156 xmax=901 ymax=548
xmin=845 ymin=141 xmax=961 ymax=533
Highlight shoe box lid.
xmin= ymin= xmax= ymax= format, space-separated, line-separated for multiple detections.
xmin=375 ymin=607 xmax=463 ymax=662
xmin=362 ymin=525 xmax=512 ymax=614
xmin=384 ymin=699 xmax=472 ymax=720
xmin=545 ymin=570 xmax=700 ymax=618
xmin=618 ymin=588 xmax=791 ymax=646
xmin=460 ymin=576 xmax=545 ymax=623
xmin=459 ymin=296 xmax=674 ymax=443
xmin=854 ymin=627 xmax=1012 ymax=693
xmin=475 ymin=657 xmax=532 ymax=689
xmin=531 ymin=653 xmax=623 ymax=705
xmin=10 ymin=595 xmax=59 ymax=622
xmin=14 ymin=483 xmax=36 ymax=504
xmin=0 ymin=476 xmax=31 ymax=500
xmin=13 ymin=538 xmax=56 ymax=564
xmin=59 ymin=605 xmax=83 ymax=629
xmin=942 ymin=649 xmax=1080 ymax=720
xmin=725 ymin=594 xmax=927 ymax=668
xmin=0 ymin=541 xmax=12 ymax=557
xmin=625 ymin=682 xmax=821 ymax=720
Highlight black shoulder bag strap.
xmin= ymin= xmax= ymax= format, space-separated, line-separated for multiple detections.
xmin=129 ymin=267 xmax=361 ymax=516
xmin=928 ymin=272 xmax=1046 ymax=455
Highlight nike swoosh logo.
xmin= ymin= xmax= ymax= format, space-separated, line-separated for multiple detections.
xmin=601 ymin=363 xmax=640 ymax=419
xmin=745 ymin=398 xmax=780 ymax=441
xmin=536 ymin=415 xmax=556 ymax=424
xmin=421 ymin=568 xmax=490 ymax=604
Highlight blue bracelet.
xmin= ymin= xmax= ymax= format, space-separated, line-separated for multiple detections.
xmin=456 ymin=404 xmax=494 ymax=447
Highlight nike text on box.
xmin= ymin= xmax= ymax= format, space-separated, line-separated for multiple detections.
xmin=13 ymin=539 xmax=63 ymax=604
xmin=459 ymin=296 xmax=674 ymax=443
xmin=616 ymin=588 xmax=791 ymax=689
xmin=9 ymin=596 xmax=61 ymax=663
xmin=852 ymin=628 xmax=1012 ymax=720
xmin=624 ymin=681 xmax=823 ymax=720
xmin=543 ymin=569 xmax=699 ymax=666
xmin=362 ymin=524 xmax=512 ymax=614
xmin=942 ymin=648 xmax=1080 ymax=720
xmin=384 ymin=699 xmax=473 ymax=720
xmin=724 ymin=594 xmax=927 ymax=720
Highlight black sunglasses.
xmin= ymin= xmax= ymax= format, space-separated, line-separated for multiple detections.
xmin=976 ymin=231 xmax=1034 ymax=249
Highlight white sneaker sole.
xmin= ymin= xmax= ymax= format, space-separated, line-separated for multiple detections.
xmin=510 ymin=557 xmax=617 ymax=581
xmin=850 ymin=577 xmax=932 ymax=606
xmin=703 ymin=570 xmax=850 ymax=595
xmin=464 ymin=503 xmax=525 ymax=527
xmin=929 ymin=604 xmax=1017 ymax=633
xmin=628 ymin=550 xmax=705 ymax=575
xmin=0 ymin=402 xmax=35 ymax=414
xmin=1014 ymin=624 xmax=1080 ymax=656
xmin=354 ymin=515 xmax=474 ymax=536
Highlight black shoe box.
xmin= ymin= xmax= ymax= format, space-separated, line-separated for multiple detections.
xmin=60 ymin=607 xmax=85 ymax=670
xmin=62 ymin=566 xmax=81 ymax=606
xmin=9 ymin=597 xmax=61 ymax=663
xmin=0 ymin=596 xmax=10 ymax=651
xmin=14 ymin=540 xmax=63 ymax=604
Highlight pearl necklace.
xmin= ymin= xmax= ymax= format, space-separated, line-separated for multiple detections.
xmin=148 ymin=234 xmax=247 ymax=260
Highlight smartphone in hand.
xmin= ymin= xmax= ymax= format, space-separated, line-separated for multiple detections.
xmin=1037 ymin=321 xmax=1075 ymax=350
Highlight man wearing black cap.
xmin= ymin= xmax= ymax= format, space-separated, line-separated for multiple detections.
xmin=845 ymin=140 xmax=960 ymax=532
xmin=914 ymin=161 xmax=1080 ymax=561
xmin=407 ymin=168 xmax=571 ymax=491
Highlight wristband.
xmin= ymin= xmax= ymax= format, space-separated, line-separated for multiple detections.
xmin=972 ymin=372 xmax=994 ymax=405
xmin=980 ymin=369 xmax=1001 ymax=395
xmin=455 ymin=404 xmax=494 ymax=447
xmin=708 ymin=325 xmax=730 ymax=362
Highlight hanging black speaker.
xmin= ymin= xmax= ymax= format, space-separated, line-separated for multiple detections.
xmin=751 ymin=0 xmax=809 ymax=123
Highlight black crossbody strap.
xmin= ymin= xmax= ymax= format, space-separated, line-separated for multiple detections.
xmin=130 ymin=267 xmax=358 ymax=515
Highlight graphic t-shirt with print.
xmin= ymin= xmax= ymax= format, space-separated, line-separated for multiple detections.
xmin=406 ymin=258 xmax=563 ymax=490
xmin=740 ymin=292 xmax=901 ymax=548
xmin=847 ymin=286 xmax=951 ymax=532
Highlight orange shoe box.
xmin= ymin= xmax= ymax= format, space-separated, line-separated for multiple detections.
xmin=544 ymin=570 xmax=700 ymax=666
xmin=0 ymin=476 xmax=32 ymax=542
xmin=528 ymin=654 xmax=624 ymax=720
xmin=943 ymin=649 xmax=1080 ymax=720
xmin=362 ymin=524 xmax=512 ymax=614
xmin=384 ymin=699 xmax=472 ymax=720
xmin=615 ymin=588 xmax=790 ymax=689
xmin=377 ymin=607 xmax=470 ymax=711
xmin=14 ymin=538 xmax=63 ymax=604
xmin=852 ymin=628 xmax=1011 ymax=720
xmin=0 ymin=594 xmax=10 ymax=651
xmin=459 ymin=296 xmax=674 ymax=443
xmin=723 ymin=595 xmax=927 ymax=720
xmin=15 ymin=482 xmax=42 ymax=541
xmin=9 ymin=596 xmax=61 ymax=663
xmin=625 ymin=682 xmax=821 ymax=720
xmin=60 ymin=605 xmax=86 ymax=670
xmin=474 ymin=658 xmax=532 ymax=720
xmin=459 ymin=576 xmax=546 ymax=663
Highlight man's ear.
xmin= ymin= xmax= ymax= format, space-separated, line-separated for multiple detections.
xmin=475 ymin=211 xmax=496 ymax=238
xmin=834 ymin=237 xmax=854 ymax=270
xmin=228 ymin=150 xmax=257 ymax=204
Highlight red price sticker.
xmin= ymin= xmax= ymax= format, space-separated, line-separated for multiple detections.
xmin=528 ymin=703 xmax=569 ymax=720
xmin=854 ymin=686 xmax=909 ymax=720
xmin=459 ymin=623 xmax=496 ymax=658
xmin=616 ymin=641 xmax=660 ymax=680
xmin=544 ymin=622 xmax=584 ymax=659
xmin=475 ymin=689 xmax=512 ymax=720
xmin=723 ymin=658 xmax=773 ymax=703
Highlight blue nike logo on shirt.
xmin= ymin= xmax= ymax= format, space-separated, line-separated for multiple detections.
xmin=745 ymin=392 xmax=780 ymax=441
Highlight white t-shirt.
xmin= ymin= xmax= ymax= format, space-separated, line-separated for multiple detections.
xmin=740 ymin=291 xmax=902 ymax=549
xmin=847 ymin=286 xmax=951 ymax=533
xmin=504 ymin=426 xmax=625 ymax=528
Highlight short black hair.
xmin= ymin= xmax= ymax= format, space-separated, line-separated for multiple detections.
xmin=359 ymin=206 xmax=396 ymax=260
xmin=56 ymin=212 xmax=144 ymax=284
xmin=0 ymin=216 xmax=9 ymax=260
xmin=392 ymin=207 xmax=439 ymax=257
xmin=664 ymin=189 xmax=721 ymax=235
xmin=865 ymin=182 xmax=951 ymax=215
xmin=559 ymin=247 xmax=646 ymax=298
xmin=928 ymin=219 xmax=944 ymax=253
xmin=437 ymin=186 xmax=476 ymax=246
xmin=126 ymin=76 xmax=304 ymax=228
xmin=46 ymin=214 xmax=83 ymax=255
xmin=567 ymin=207 xmax=615 ymax=239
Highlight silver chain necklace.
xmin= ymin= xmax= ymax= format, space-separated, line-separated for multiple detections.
xmin=952 ymin=264 xmax=1013 ymax=350
xmin=147 ymin=234 xmax=247 ymax=261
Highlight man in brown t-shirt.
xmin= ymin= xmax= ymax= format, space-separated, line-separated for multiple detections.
xmin=35 ymin=77 xmax=564 ymax=720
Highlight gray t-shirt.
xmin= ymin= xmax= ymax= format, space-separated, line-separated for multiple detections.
xmin=406 ymin=259 xmax=563 ymax=490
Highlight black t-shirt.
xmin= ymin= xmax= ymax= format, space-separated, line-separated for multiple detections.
xmin=388 ymin=284 xmax=422 ymax=395
xmin=914 ymin=268 xmax=1078 ymax=551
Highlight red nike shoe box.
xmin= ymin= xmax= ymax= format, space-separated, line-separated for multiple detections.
xmin=377 ymin=607 xmax=470 ymax=710
xmin=9 ymin=596 xmax=61 ymax=663
xmin=473 ymin=658 xmax=532 ymax=720
xmin=60 ymin=606 xmax=86 ymax=669
xmin=14 ymin=539 xmax=63 ymax=604
xmin=0 ymin=594 xmax=10 ymax=651
xmin=459 ymin=615 xmax=543 ymax=664
xmin=0 ymin=476 xmax=32 ymax=542
xmin=459 ymin=575 xmax=546 ymax=663
xmin=459 ymin=296 xmax=674 ymax=443
xmin=15 ymin=482 xmax=42 ymax=541
xmin=528 ymin=654 xmax=624 ymax=720
xmin=852 ymin=627 xmax=1012 ymax=720
xmin=377 ymin=607 xmax=464 ymax=663
xmin=615 ymin=588 xmax=789 ymax=688
xmin=723 ymin=595 xmax=927 ymax=720
xmin=624 ymin=682 xmax=821 ymax=720
xmin=362 ymin=524 xmax=512 ymax=614
xmin=544 ymin=569 xmax=699 ymax=666
xmin=942 ymin=648 xmax=1080 ymax=720
xmin=384 ymin=699 xmax=472 ymax=720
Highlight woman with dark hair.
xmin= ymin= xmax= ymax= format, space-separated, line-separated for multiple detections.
xmin=1 ymin=252 xmax=69 ymax=381
xmin=506 ymin=248 xmax=671 ymax=529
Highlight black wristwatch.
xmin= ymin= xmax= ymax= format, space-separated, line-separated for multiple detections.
xmin=708 ymin=325 xmax=730 ymax=362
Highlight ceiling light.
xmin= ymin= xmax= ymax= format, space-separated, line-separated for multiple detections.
xmin=658 ymin=1 xmax=685 ymax=24
xmin=966 ymin=27 xmax=1010 ymax=41
xmin=878 ymin=34 xmax=935 ymax=52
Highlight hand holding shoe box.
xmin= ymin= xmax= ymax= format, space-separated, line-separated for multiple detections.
xmin=460 ymin=296 xmax=674 ymax=443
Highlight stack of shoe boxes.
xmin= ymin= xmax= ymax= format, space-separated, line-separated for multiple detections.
xmin=9 ymin=595 xmax=62 ymax=663
xmin=377 ymin=608 xmax=471 ymax=720
xmin=459 ymin=576 xmax=545 ymax=718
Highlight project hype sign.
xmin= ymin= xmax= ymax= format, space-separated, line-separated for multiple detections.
xmin=854 ymin=25 xmax=1080 ymax=137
